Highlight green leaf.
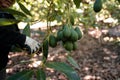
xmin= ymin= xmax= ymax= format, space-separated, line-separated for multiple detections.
xmin=67 ymin=56 xmax=80 ymax=69
xmin=16 ymin=0 xmax=21 ymax=3
xmin=18 ymin=2 xmax=32 ymax=16
xmin=0 ymin=8 xmax=27 ymax=17
xmin=118 ymin=0 xmax=120 ymax=3
xmin=56 ymin=15 xmax=62 ymax=23
xmin=7 ymin=70 xmax=33 ymax=80
xmin=43 ymin=39 xmax=49 ymax=60
xmin=46 ymin=62 xmax=73 ymax=72
xmin=36 ymin=69 xmax=46 ymax=80
xmin=73 ymin=0 xmax=82 ymax=8
xmin=0 ymin=18 xmax=20 ymax=26
xmin=22 ymin=23 xmax=31 ymax=36
xmin=64 ymin=72 xmax=80 ymax=80
xmin=46 ymin=62 xmax=80 ymax=80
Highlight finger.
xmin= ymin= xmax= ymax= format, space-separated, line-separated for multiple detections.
xmin=36 ymin=49 xmax=42 ymax=55
xmin=35 ymin=44 xmax=39 ymax=50
xmin=32 ymin=50 xmax=35 ymax=54
xmin=25 ymin=45 xmax=31 ymax=54
xmin=35 ymin=47 xmax=38 ymax=52
xmin=38 ymin=43 xmax=41 ymax=46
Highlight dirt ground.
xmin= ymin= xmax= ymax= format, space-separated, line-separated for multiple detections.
xmin=6 ymin=29 xmax=120 ymax=80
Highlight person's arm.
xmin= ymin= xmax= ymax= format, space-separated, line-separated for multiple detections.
xmin=0 ymin=27 xmax=41 ymax=54
xmin=0 ymin=27 xmax=26 ymax=46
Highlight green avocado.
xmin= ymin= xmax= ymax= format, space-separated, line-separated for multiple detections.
xmin=63 ymin=25 xmax=71 ymax=38
xmin=73 ymin=42 xmax=78 ymax=50
xmin=75 ymin=27 xmax=82 ymax=40
xmin=64 ymin=41 xmax=73 ymax=51
xmin=70 ymin=29 xmax=78 ymax=42
xmin=93 ymin=0 xmax=102 ymax=12
xmin=57 ymin=30 xmax=63 ymax=41
xmin=49 ymin=35 xmax=57 ymax=48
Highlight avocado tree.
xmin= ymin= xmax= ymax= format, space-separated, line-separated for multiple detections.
xmin=0 ymin=0 xmax=119 ymax=80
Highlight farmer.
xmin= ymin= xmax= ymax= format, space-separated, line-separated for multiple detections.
xmin=0 ymin=0 xmax=41 ymax=80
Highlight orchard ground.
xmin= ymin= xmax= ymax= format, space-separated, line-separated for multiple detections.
xmin=6 ymin=24 xmax=120 ymax=80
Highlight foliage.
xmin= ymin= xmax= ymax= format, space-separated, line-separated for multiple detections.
xmin=46 ymin=62 xmax=80 ymax=80
xmin=7 ymin=70 xmax=34 ymax=80
xmin=0 ymin=0 xmax=119 ymax=80
xmin=0 ymin=18 xmax=20 ymax=26
xmin=22 ymin=23 xmax=31 ymax=36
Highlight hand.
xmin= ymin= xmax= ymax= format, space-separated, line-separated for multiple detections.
xmin=24 ymin=36 xmax=41 ymax=54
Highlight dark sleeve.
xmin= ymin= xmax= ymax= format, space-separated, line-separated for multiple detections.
xmin=0 ymin=27 xmax=26 ymax=47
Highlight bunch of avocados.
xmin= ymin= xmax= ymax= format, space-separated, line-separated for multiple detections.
xmin=49 ymin=24 xmax=82 ymax=51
